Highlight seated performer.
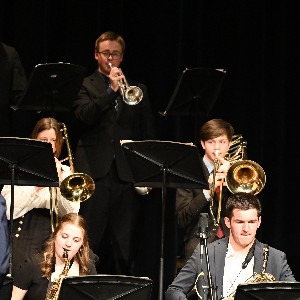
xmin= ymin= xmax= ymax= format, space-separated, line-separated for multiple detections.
xmin=166 ymin=192 xmax=295 ymax=300
xmin=1 ymin=117 xmax=80 ymax=276
xmin=11 ymin=213 xmax=97 ymax=300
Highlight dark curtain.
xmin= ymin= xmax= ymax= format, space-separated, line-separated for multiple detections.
xmin=2 ymin=1 xmax=300 ymax=299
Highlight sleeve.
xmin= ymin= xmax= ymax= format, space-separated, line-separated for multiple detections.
xmin=165 ymin=247 xmax=200 ymax=299
xmin=2 ymin=185 xmax=48 ymax=220
xmin=10 ymin=46 xmax=27 ymax=105
xmin=0 ymin=195 xmax=9 ymax=278
xmin=13 ymin=257 xmax=37 ymax=291
xmin=2 ymin=164 xmax=79 ymax=220
xmin=56 ymin=165 xmax=80 ymax=216
xmin=176 ymin=188 xmax=210 ymax=228
xmin=72 ymin=76 xmax=115 ymax=126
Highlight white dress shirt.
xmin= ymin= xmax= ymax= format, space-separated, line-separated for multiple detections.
xmin=222 ymin=242 xmax=254 ymax=299
xmin=2 ymin=164 xmax=80 ymax=220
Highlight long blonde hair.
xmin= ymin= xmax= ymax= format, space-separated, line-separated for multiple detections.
xmin=40 ymin=213 xmax=91 ymax=278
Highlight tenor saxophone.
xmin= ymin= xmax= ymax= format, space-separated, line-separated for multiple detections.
xmin=45 ymin=249 xmax=71 ymax=300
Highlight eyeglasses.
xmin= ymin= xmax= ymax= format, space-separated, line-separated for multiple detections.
xmin=98 ymin=51 xmax=122 ymax=60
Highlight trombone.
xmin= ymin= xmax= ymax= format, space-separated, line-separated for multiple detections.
xmin=59 ymin=122 xmax=95 ymax=202
xmin=50 ymin=123 xmax=95 ymax=231
xmin=209 ymin=135 xmax=266 ymax=228
xmin=108 ymin=63 xmax=143 ymax=105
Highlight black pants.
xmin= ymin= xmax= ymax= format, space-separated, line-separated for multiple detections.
xmin=79 ymin=162 xmax=140 ymax=275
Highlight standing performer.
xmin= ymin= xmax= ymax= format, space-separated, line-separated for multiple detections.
xmin=1 ymin=117 xmax=80 ymax=276
xmin=0 ymin=42 xmax=27 ymax=137
xmin=72 ymin=31 xmax=156 ymax=275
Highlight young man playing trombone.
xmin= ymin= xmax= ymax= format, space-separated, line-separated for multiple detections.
xmin=176 ymin=118 xmax=234 ymax=263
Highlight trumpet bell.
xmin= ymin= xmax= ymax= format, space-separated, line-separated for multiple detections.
xmin=226 ymin=160 xmax=266 ymax=195
xmin=60 ymin=173 xmax=95 ymax=202
xmin=124 ymin=86 xmax=143 ymax=105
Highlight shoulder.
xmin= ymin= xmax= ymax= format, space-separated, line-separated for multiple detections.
xmin=255 ymin=240 xmax=286 ymax=258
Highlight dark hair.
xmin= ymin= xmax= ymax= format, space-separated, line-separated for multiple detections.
xmin=95 ymin=31 xmax=125 ymax=53
xmin=200 ymin=119 xmax=234 ymax=141
xmin=225 ymin=192 xmax=262 ymax=219
xmin=40 ymin=213 xmax=91 ymax=278
xmin=30 ymin=117 xmax=64 ymax=158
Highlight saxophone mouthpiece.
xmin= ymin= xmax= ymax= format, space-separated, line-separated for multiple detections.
xmin=63 ymin=248 xmax=69 ymax=259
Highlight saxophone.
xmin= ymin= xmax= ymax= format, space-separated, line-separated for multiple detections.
xmin=224 ymin=244 xmax=275 ymax=299
xmin=45 ymin=249 xmax=71 ymax=300
xmin=247 ymin=244 xmax=275 ymax=283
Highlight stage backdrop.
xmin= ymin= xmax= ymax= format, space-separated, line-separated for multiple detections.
xmin=1 ymin=1 xmax=300 ymax=299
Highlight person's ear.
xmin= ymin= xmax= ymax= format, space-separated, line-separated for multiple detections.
xmin=224 ymin=217 xmax=231 ymax=229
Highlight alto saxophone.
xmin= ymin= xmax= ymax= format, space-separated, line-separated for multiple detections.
xmin=247 ymin=244 xmax=275 ymax=283
xmin=45 ymin=249 xmax=71 ymax=300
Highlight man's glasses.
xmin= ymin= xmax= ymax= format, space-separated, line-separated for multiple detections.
xmin=98 ymin=51 xmax=121 ymax=60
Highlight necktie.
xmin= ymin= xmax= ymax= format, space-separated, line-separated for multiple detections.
xmin=103 ymin=75 xmax=118 ymax=112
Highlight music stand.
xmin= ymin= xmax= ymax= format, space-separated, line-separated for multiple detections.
xmin=0 ymin=276 xmax=14 ymax=300
xmin=159 ymin=67 xmax=226 ymax=117
xmin=121 ymin=140 xmax=208 ymax=300
xmin=11 ymin=63 xmax=86 ymax=112
xmin=0 ymin=137 xmax=59 ymax=275
xmin=58 ymin=275 xmax=153 ymax=300
xmin=235 ymin=281 xmax=300 ymax=300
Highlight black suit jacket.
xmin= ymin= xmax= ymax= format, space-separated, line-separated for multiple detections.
xmin=72 ymin=70 xmax=156 ymax=180
xmin=176 ymin=158 xmax=230 ymax=243
xmin=0 ymin=42 xmax=27 ymax=136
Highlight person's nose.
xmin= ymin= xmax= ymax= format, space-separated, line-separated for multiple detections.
xmin=243 ymin=223 xmax=249 ymax=232
xmin=65 ymin=238 xmax=72 ymax=248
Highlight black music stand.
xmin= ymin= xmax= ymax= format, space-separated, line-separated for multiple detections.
xmin=0 ymin=137 xmax=59 ymax=275
xmin=235 ymin=282 xmax=300 ymax=300
xmin=58 ymin=275 xmax=153 ymax=300
xmin=159 ymin=67 xmax=226 ymax=117
xmin=11 ymin=63 xmax=86 ymax=112
xmin=121 ymin=140 xmax=208 ymax=300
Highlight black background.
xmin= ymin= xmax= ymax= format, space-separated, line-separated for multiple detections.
xmin=2 ymin=1 xmax=300 ymax=299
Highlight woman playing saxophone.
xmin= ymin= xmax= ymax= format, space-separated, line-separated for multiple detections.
xmin=11 ymin=213 xmax=98 ymax=300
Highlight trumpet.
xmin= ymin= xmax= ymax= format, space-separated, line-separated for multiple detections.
xmin=108 ymin=63 xmax=143 ymax=105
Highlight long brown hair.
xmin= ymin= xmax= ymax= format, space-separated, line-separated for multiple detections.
xmin=31 ymin=117 xmax=64 ymax=158
xmin=40 ymin=213 xmax=91 ymax=278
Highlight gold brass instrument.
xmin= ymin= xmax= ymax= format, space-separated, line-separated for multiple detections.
xmin=108 ymin=63 xmax=143 ymax=105
xmin=45 ymin=249 xmax=71 ymax=300
xmin=209 ymin=150 xmax=222 ymax=227
xmin=59 ymin=122 xmax=95 ymax=202
xmin=209 ymin=134 xmax=266 ymax=228
xmin=225 ymin=134 xmax=266 ymax=195
xmin=247 ymin=244 xmax=275 ymax=283
xmin=226 ymin=160 xmax=266 ymax=195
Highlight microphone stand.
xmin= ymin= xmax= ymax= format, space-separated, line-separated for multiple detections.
xmin=197 ymin=213 xmax=217 ymax=300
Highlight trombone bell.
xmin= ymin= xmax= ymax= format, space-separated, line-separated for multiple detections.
xmin=60 ymin=173 xmax=95 ymax=202
xmin=226 ymin=160 xmax=266 ymax=195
